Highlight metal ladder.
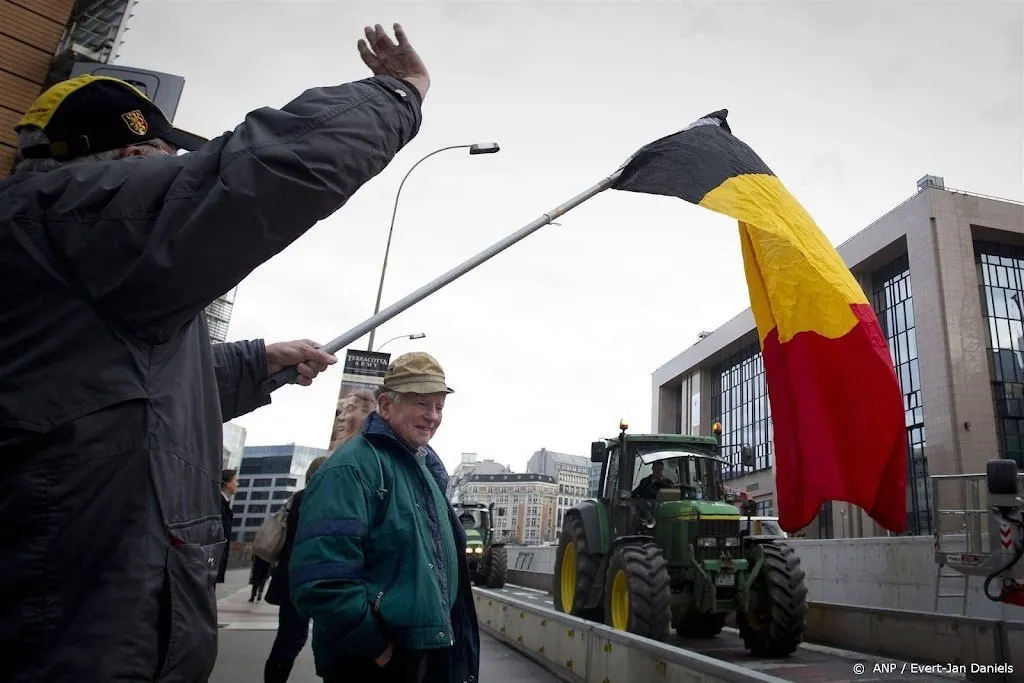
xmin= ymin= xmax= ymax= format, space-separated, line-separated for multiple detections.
xmin=933 ymin=563 xmax=969 ymax=615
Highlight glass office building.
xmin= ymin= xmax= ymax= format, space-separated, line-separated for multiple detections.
xmin=229 ymin=443 xmax=328 ymax=542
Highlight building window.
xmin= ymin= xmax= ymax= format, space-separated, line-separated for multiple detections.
xmin=272 ymin=490 xmax=292 ymax=500
xmin=248 ymin=504 xmax=268 ymax=514
xmin=976 ymin=242 xmax=1024 ymax=468
xmin=231 ymin=504 xmax=245 ymax=513
xmin=249 ymin=491 xmax=269 ymax=501
xmin=275 ymin=477 xmax=297 ymax=487
xmin=240 ymin=456 xmax=293 ymax=475
xmin=755 ymin=499 xmax=774 ymax=516
xmin=708 ymin=343 xmax=773 ymax=479
xmin=871 ymin=252 xmax=930 ymax=535
xmin=237 ymin=479 xmax=251 ymax=487
xmin=253 ymin=478 xmax=273 ymax=487
xmin=233 ymin=491 xmax=247 ymax=501
xmin=244 ymin=518 xmax=263 ymax=527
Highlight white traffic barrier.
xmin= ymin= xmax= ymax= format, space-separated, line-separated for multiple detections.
xmin=472 ymin=587 xmax=789 ymax=683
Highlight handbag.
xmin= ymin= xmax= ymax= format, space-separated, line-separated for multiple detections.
xmin=253 ymin=494 xmax=293 ymax=564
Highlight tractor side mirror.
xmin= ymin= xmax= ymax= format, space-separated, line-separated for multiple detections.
xmin=740 ymin=500 xmax=757 ymax=516
xmin=591 ymin=441 xmax=606 ymax=463
xmin=740 ymin=444 xmax=755 ymax=468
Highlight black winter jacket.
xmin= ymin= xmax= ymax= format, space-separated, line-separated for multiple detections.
xmin=0 ymin=75 xmax=422 ymax=682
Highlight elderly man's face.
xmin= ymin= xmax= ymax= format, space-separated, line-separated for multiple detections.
xmin=379 ymin=392 xmax=446 ymax=448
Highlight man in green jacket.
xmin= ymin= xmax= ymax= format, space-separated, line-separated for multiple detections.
xmin=291 ymin=352 xmax=480 ymax=683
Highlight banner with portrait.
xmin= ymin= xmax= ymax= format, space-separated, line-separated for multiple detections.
xmin=328 ymin=350 xmax=390 ymax=451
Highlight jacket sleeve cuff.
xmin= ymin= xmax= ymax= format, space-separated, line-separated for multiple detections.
xmin=395 ymin=78 xmax=424 ymax=110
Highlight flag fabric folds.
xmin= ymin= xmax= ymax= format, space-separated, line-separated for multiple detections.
xmin=612 ymin=110 xmax=907 ymax=533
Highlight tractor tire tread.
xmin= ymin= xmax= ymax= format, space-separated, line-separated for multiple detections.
xmin=486 ymin=546 xmax=508 ymax=588
xmin=553 ymin=514 xmax=603 ymax=621
xmin=607 ymin=542 xmax=672 ymax=641
xmin=739 ymin=540 xmax=808 ymax=657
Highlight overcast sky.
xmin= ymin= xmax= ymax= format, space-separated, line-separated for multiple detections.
xmin=117 ymin=0 xmax=1023 ymax=475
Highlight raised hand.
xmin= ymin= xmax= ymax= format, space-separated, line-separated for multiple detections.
xmin=357 ymin=23 xmax=430 ymax=100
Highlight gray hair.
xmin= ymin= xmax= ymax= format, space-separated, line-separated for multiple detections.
xmin=377 ymin=390 xmax=406 ymax=406
xmin=12 ymin=126 xmax=162 ymax=175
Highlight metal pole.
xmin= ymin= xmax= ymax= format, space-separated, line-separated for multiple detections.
xmin=261 ymin=170 xmax=622 ymax=393
xmin=367 ymin=145 xmax=473 ymax=351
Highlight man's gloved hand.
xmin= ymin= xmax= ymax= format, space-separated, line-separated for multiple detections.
xmin=266 ymin=340 xmax=337 ymax=387
xmin=357 ymin=23 xmax=430 ymax=101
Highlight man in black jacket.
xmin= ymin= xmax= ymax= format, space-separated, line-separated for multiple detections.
xmin=0 ymin=22 xmax=429 ymax=683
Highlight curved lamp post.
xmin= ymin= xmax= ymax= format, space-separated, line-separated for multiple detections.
xmin=366 ymin=142 xmax=500 ymax=351
xmin=375 ymin=332 xmax=426 ymax=352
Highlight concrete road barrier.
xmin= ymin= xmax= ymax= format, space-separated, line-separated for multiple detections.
xmin=472 ymin=587 xmax=790 ymax=683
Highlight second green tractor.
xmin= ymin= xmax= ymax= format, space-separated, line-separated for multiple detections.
xmin=454 ymin=502 xmax=508 ymax=589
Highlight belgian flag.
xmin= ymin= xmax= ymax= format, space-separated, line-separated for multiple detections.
xmin=613 ymin=110 xmax=907 ymax=533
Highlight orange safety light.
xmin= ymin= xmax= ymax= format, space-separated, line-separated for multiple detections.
xmin=619 ymin=419 xmax=629 ymax=431
xmin=712 ymin=421 xmax=722 ymax=435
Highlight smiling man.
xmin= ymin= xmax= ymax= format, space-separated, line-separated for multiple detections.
xmin=290 ymin=352 xmax=480 ymax=683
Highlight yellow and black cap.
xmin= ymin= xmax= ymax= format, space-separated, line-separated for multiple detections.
xmin=15 ymin=75 xmax=208 ymax=161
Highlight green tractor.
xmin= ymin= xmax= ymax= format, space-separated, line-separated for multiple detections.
xmin=453 ymin=502 xmax=508 ymax=589
xmin=553 ymin=420 xmax=808 ymax=657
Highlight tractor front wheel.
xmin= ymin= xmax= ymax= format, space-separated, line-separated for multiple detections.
xmin=485 ymin=546 xmax=507 ymax=588
xmin=604 ymin=542 xmax=671 ymax=641
xmin=737 ymin=540 xmax=808 ymax=657
xmin=552 ymin=515 xmax=603 ymax=621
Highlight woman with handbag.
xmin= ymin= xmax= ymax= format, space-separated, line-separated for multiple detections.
xmin=262 ymin=456 xmax=326 ymax=682
xmin=262 ymin=388 xmax=375 ymax=682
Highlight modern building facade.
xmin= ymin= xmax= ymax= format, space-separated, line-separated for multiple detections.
xmin=446 ymin=452 xmax=510 ymax=503
xmin=526 ymin=448 xmax=591 ymax=531
xmin=652 ymin=177 xmax=1024 ymax=539
xmin=221 ymin=421 xmax=246 ymax=471
xmin=460 ymin=472 xmax=558 ymax=545
xmin=229 ymin=443 xmax=328 ymax=542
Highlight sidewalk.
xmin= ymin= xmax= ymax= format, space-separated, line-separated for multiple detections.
xmin=213 ymin=578 xmax=561 ymax=682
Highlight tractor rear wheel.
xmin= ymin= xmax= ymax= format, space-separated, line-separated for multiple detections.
xmin=604 ymin=542 xmax=671 ymax=641
xmin=737 ymin=540 xmax=808 ymax=657
xmin=674 ymin=610 xmax=726 ymax=638
xmin=485 ymin=546 xmax=507 ymax=588
xmin=552 ymin=515 xmax=603 ymax=621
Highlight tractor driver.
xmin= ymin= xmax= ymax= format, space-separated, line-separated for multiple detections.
xmin=632 ymin=460 xmax=675 ymax=500
xmin=459 ymin=512 xmax=476 ymax=529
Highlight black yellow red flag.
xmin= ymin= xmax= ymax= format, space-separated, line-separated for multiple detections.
xmin=613 ymin=110 xmax=907 ymax=533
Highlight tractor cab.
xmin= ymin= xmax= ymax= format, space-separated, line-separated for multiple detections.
xmin=630 ymin=449 xmax=730 ymax=504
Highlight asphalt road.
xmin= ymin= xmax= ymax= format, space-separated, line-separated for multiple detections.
xmin=213 ymin=573 xmax=561 ymax=682
xmin=485 ymin=584 xmax=966 ymax=683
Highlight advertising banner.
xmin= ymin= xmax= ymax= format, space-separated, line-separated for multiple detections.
xmin=328 ymin=350 xmax=390 ymax=451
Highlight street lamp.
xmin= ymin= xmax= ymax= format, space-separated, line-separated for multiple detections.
xmin=366 ymin=142 xmax=501 ymax=351
xmin=376 ymin=332 xmax=426 ymax=352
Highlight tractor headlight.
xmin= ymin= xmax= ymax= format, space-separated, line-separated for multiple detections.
xmin=466 ymin=548 xmax=473 ymax=555
xmin=697 ymin=538 xmax=718 ymax=547
xmin=724 ymin=537 xmax=740 ymax=547
xmin=475 ymin=547 xmax=484 ymax=554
